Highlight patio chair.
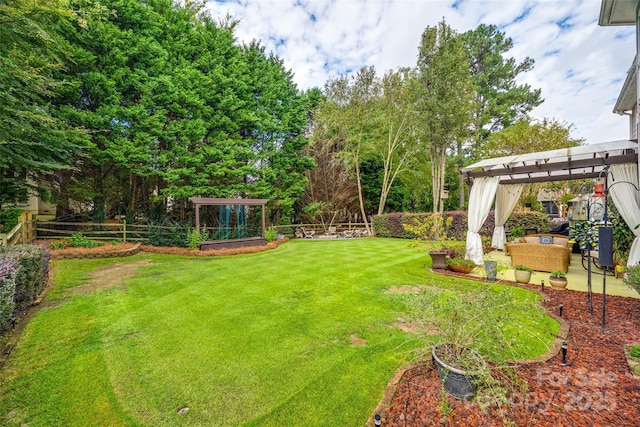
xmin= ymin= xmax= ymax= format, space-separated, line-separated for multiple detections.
xmin=326 ymin=226 xmax=337 ymax=235
xmin=298 ymin=227 xmax=315 ymax=239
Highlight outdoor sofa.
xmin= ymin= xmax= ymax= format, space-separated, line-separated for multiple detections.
xmin=505 ymin=234 xmax=573 ymax=273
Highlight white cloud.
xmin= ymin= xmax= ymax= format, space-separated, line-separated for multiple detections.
xmin=206 ymin=0 xmax=636 ymax=144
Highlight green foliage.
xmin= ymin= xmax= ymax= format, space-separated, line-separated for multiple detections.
xmin=505 ymin=211 xmax=552 ymax=233
xmin=623 ymin=264 xmax=640 ymax=293
xmin=186 ymin=226 xmax=210 ymax=249
xmin=0 ymin=255 xmax=19 ymax=334
xmin=265 ymin=226 xmax=278 ymax=242
xmin=0 ymin=1 xmax=87 ymax=206
xmin=49 ymin=241 xmax=66 ymax=250
xmin=610 ymin=203 xmax=633 ymax=264
xmin=460 ymin=24 xmax=543 ymax=158
xmin=0 ymin=244 xmax=48 ymax=316
xmin=398 ymin=285 xmax=556 ymax=407
xmin=510 ymin=226 xmax=525 ymax=238
xmin=445 ymin=257 xmax=476 ymax=267
xmin=514 ymin=264 xmax=533 ymax=273
xmin=68 ymin=233 xmax=104 ymax=249
xmin=625 ymin=341 xmax=640 ymax=360
xmin=146 ymin=219 xmax=188 ymax=248
xmin=550 ymin=270 xmax=566 ymax=278
xmin=402 ymin=214 xmax=454 ymax=240
xmin=0 ymin=209 xmax=22 ymax=233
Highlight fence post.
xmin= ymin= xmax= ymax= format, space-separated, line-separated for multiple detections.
xmin=123 ymin=219 xmax=127 ymax=243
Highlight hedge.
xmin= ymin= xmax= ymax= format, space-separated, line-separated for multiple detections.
xmin=0 ymin=256 xmax=19 ymax=334
xmin=373 ymin=210 xmax=552 ymax=241
xmin=0 ymin=244 xmax=49 ymax=335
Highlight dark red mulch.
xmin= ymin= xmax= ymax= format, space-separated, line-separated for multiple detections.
xmin=383 ymin=284 xmax=640 ymax=426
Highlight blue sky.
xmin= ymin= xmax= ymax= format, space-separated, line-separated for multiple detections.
xmin=207 ymin=0 xmax=635 ymax=144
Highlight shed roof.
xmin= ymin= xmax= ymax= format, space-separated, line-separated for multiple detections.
xmin=460 ymin=140 xmax=638 ymax=185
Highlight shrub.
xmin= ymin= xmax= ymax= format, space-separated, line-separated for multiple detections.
xmin=186 ymin=226 xmax=209 ymax=249
xmin=624 ymin=264 xmax=640 ymax=293
xmin=0 ymin=209 xmax=22 ymax=233
xmin=0 ymin=256 xmax=19 ymax=334
xmin=49 ymin=241 xmax=66 ymax=250
xmin=69 ymin=233 xmax=104 ymax=248
xmin=147 ymin=219 xmax=188 ymax=247
xmin=550 ymin=269 xmax=566 ymax=278
xmin=505 ymin=211 xmax=552 ymax=233
xmin=265 ymin=226 xmax=278 ymax=242
xmin=1 ymin=244 xmax=48 ymax=314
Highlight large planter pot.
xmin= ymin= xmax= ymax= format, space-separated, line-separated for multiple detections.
xmin=514 ymin=270 xmax=532 ymax=284
xmin=432 ymin=344 xmax=485 ymax=400
xmin=429 ymin=251 xmax=449 ymax=270
xmin=484 ymin=260 xmax=497 ymax=281
xmin=624 ymin=349 xmax=640 ymax=379
xmin=549 ymin=276 xmax=568 ymax=290
xmin=447 ymin=264 xmax=474 ymax=274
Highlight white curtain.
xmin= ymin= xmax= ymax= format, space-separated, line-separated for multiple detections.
xmin=465 ymin=176 xmax=500 ymax=264
xmin=491 ymin=184 xmax=524 ymax=250
xmin=609 ymin=164 xmax=640 ymax=267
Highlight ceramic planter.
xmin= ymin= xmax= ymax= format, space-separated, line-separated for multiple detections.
xmin=514 ymin=269 xmax=532 ymax=284
xmin=447 ymin=264 xmax=474 ymax=274
xmin=484 ymin=260 xmax=497 ymax=281
xmin=549 ymin=276 xmax=568 ymax=290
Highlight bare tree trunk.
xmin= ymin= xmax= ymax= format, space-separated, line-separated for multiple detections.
xmin=355 ymin=160 xmax=371 ymax=234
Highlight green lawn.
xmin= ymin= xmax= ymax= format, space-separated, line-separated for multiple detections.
xmin=0 ymin=239 xmax=558 ymax=426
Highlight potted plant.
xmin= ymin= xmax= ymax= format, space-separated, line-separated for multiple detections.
xmin=549 ymin=269 xmax=568 ymax=290
xmin=446 ymin=257 xmax=476 ymax=274
xmin=401 ymin=287 xmax=532 ymax=403
xmin=623 ymin=341 xmax=640 ymax=378
xmin=513 ymin=264 xmax=533 ymax=284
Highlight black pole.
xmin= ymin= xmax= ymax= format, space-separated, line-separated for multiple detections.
xmin=586 ymin=197 xmax=593 ymax=314
xmin=601 ymin=165 xmax=610 ymax=331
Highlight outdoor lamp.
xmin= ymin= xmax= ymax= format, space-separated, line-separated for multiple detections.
xmin=559 ymin=303 xmax=564 ymax=317
xmin=541 ymin=280 xmax=544 ymax=292
xmin=561 ymin=341 xmax=568 ymax=365
xmin=374 ymin=414 xmax=381 ymax=426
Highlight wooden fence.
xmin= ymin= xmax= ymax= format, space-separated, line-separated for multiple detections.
xmin=0 ymin=220 xmax=370 ymax=247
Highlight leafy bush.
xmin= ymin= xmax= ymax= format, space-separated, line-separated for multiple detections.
xmin=186 ymin=226 xmax=210 ymax=249
xmin=550 ymin=269 xmax=566 ymax=278
xmin=265 ymin=226 xmax=278 ymax=242
xmin=49 ymin=241 xmax=66 ymax=250
xmin=1 ymin=244 xmax=48 ymax=314
xmin=0 ymin=209 xmax=22 ymax=233
xmin=68 ymin=233 xmax=104 ymax=248
xmin=0 ymin=256 xmax=19 ymax=334
xmin=624 ymin=264 xmax=640 ymax=293
xmin=514 ymin=264 xmax=533 ymax=273
xmin=505 ymin=211 xmax=552 ymax=233
xmin=147 ymin=219 xmax=188 ymax=247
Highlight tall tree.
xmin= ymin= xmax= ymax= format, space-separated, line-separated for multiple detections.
xmin=0 ymin=0 xmax=87 ymax=206
xmin=459 ymin=24 xmax=543 ymax=207
xmin=461 ymin=24 xmax=543 ymax=156
xmin=480 ymin=118 xmax=583 ymax=158
xmin=375 ymin=67 xmax=419 ymax=215
xmin=416 ymin=19 xmax=474 ymax=225
xmin=317 ymin=66 xmax=381 ymax=233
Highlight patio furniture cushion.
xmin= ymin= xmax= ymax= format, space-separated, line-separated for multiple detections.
xmin=539 ymin=235 xmax=553 ymax=244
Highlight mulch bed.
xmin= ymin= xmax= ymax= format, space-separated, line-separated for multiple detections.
xmin=383 ymin=282 xmax=640 ymax=426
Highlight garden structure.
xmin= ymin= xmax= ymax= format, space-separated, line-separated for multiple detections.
xmin=460 ymin=139 xmax=639 ymax=328
xmin=189 ymin=197 xmax=268 ymax=250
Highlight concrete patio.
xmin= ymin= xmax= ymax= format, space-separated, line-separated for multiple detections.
xmin=475 ymin=250 xmax=640 ymax=298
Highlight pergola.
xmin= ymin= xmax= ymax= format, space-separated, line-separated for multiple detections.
xmin=459 ymin=140 xmax=640 ymax=266
xmin=189 ymin=197 xmax=268 ymax=250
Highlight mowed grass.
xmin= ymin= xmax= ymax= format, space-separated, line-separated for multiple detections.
xmin=0 ymin=239 xmax=558 ymax=426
